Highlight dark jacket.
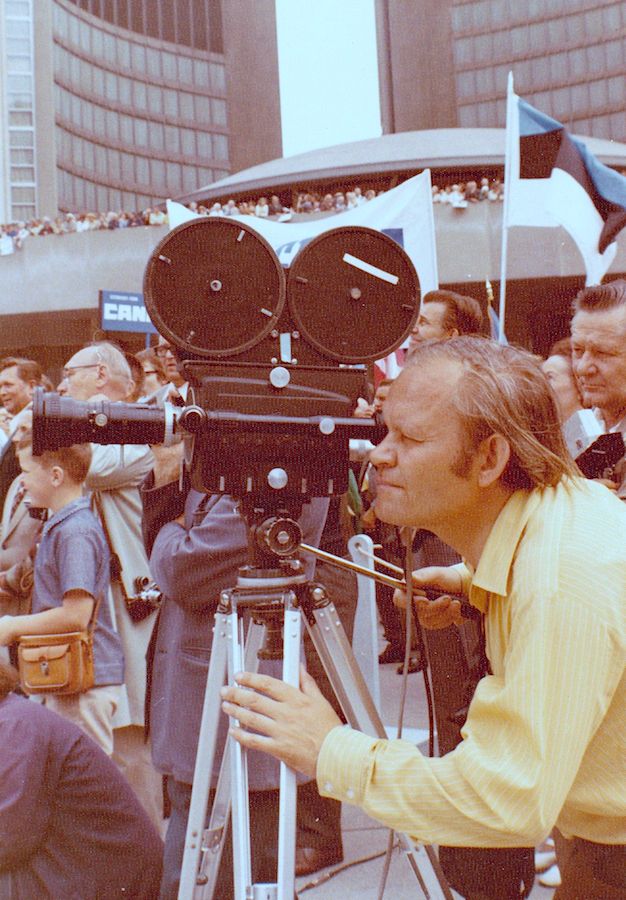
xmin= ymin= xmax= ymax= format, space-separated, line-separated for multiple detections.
xmin=0 ymin=693 xmax=162 ymax=899
xmin=141 ymin=476 xmax=327 ymax=787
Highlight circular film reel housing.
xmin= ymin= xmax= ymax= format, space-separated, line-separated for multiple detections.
xmin=287 ymin=226 xmax=419 ymax=363
xmin=143 ymin=217 xmax=285 ymax=358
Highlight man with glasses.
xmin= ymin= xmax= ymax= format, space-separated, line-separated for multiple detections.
xmin=571 ymin=279 xmax=626 ymax=499
xmin=155 ymin=337 xmax=185 ymax=391
xmin=59 ymin=341 xmax=162 ymax=828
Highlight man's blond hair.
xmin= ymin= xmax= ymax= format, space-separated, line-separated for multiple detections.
xmin=404 ymin=336 xmax=580 ymax=490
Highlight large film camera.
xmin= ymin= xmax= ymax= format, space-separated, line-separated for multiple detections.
xmin=33 ymin=218 xmax=420 ymax=502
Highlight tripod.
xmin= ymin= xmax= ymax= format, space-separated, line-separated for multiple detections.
xmin=178 ymin=510 xmax=453 ymax=900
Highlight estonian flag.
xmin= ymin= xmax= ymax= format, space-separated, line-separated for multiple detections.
xmin=503 ymin=80 xmax=626 ymax=285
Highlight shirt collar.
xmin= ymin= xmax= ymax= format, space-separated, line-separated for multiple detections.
xmin=594 ymin=407 xmax=626 ymax=436
xmin=608 ymin=413 xmax=626 ymax=437
xmin=42 ymin=495 xmax=91 ymax=537
xmin=469 ymin=489 xmax=538 ymax=611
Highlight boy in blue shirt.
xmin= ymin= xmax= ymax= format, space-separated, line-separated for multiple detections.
xmin=0 ymin=434 xmax=124 ymax=754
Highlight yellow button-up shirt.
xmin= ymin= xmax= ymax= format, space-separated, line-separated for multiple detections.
xmin=317 ymin=479 xmax=625 ymax=847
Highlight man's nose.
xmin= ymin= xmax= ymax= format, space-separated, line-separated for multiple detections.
xmin=574 ymin=351 xmax=595 ymax=375
xmin=370 ymin=433 xmax=394 ymax=468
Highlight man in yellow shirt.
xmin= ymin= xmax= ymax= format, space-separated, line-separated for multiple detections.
xmin=222 ymin=336 xmax=625 ymax=900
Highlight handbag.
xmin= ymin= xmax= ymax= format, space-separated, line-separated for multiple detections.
xmin=17 ymin=629 xmax=95 ymax=696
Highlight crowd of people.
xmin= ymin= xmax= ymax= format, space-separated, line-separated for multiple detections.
xmin=0 ymin=176 xmax=507 ymax=255
xmin=0 ymin=281 xmax=624 ymax=899
xmin=0 ymin=207 xmax=168 ymax=253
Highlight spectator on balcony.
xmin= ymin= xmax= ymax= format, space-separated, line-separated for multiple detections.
xmin=255 ymin=196 xmax=269 ymax=217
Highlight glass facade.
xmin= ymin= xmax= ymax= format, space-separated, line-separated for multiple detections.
xmin=52 ymin=0 xmax=230 ymax=212
xmin=2 ymin=0 xmax=37 ymax=221
xmin=451 ymin=0 xmax=626 ymax=141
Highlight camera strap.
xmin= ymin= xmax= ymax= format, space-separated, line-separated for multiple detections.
xmin=90 ymin=491 xmax=125 ymax=591
xmin=89 ymin=491 xmax=155 ymax=622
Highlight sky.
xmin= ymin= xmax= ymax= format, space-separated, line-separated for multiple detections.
xmin=274 ymin=0 xmax=382 ymax=158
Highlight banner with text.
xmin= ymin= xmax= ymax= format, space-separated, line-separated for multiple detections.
xmin=100 ymin=289 xmax=157 ymax=334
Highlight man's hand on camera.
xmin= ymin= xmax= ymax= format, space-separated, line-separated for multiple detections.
xmin=353 ymin=397 xmax=375 ymax=418
xmin=150 ymin=442 xmax=184 ymax=489
xmin=221 ymin=665 xmax=341 ymax=778
xmin=393 ymin=565 xmax=465 ymax=629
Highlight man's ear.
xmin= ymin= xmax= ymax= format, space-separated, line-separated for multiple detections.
xmin=50 ymin=465 xmax=65 ymax=487
xmin=477 ymin=433 xmax=510 ymax=487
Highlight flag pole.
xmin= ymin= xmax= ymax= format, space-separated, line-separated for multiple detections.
xmin=498 ymin=72 xmax=516 ymax=344
xmin=486 ymin=279 xmax=494 ymax=338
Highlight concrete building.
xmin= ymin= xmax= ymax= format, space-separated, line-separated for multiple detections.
xmin=0 ymin=0 xmax=281 ymax=223
xmin=376 ymin=0 xmax=626 ymax=142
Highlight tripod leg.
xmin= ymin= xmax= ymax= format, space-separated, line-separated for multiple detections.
xmin=229 ymin=611 xmax=254 ymax=900
xmin=301 ymin=584 xmax=454 ymax=900
xmin=276 ymin=598 xmax=301 ymax=900
xmin=189 ymin=612 xmax=267 ymax=900
xmin=178 ymin=610 xmax=232 ymax=900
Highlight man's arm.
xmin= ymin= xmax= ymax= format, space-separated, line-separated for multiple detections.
xmin=148 ymin=494 xmax=249 ymax=610
xmin=221 ymin=666 xmax=342 ymax=778
xmin=223 ymin=577 xmax=623 ymax=848
xmin=142 ymin=438 xmax=328 ymax=609
xmin=393 ymin=564 xmax=469 ymax=629
xmin=85 ymin=444 xmax=154 ymax=492
xmin=140 ymin=443 xmax=187 ymax=558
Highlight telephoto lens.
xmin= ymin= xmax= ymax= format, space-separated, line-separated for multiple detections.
xmin=31 ymin=388 xmax=173 ymax=454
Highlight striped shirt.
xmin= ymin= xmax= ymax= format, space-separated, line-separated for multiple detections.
xmin=317 ymin=478 xmax=625 ymax=847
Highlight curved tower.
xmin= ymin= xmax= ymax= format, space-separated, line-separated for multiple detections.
xmin=0 ymin=0 xmax=281 ymax=219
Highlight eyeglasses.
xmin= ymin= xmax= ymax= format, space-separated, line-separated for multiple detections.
xmin=155 ymin=344 xmax=174 ymax=359
xmin=61 ymin=363 xmax=100 ymax=381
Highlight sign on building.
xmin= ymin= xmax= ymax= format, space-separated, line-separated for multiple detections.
xmin=100 ymin=290 xmax=157 ymax=334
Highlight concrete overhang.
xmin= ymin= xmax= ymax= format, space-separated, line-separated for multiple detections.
xmin=176 ymin=127 xmax=626 ymax=204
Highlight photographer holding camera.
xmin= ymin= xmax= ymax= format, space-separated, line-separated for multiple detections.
xmin=223 ymin=337 xmax=626 ymax=900
xmin=58 ymin=341 xmax=162 ymax=826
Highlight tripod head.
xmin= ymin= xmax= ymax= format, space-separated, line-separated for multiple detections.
xmin=222 ymin=495 xmax=311 ymax=661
